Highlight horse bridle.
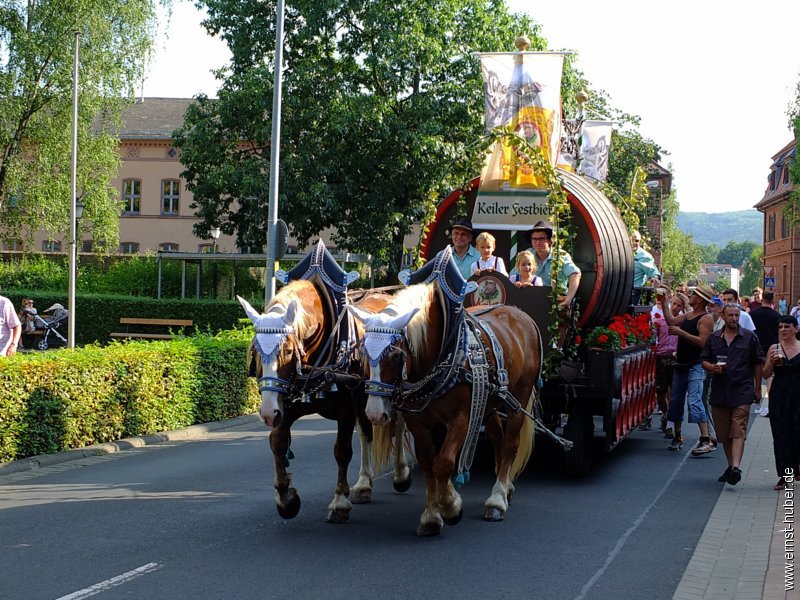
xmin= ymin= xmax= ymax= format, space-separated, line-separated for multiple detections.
xmin=362 ymin=325 xmax=409 ymax=403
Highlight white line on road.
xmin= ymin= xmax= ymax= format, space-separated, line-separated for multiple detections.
xmin=574 ymin=448 xmax=693 ymax=600
xmin=55 ymin=562 xmax=161 ymax=600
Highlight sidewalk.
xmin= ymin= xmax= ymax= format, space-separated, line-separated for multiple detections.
xmin=673 ymin=409 xmax=796 ymax=600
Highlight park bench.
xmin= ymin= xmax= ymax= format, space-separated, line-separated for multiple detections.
xmin=110 ymin=317 xmax=193 ymax=340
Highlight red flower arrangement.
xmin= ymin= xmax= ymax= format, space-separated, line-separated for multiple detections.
xmin=585 ymin=313 xmax=654 ymax=351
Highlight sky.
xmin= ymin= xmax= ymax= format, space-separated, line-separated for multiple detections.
xmin=142 ymin=1 xmax=800 ymax=215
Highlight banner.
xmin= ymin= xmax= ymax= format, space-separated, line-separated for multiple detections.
xmin=470 ymin=190 xmax=552 ymax=230
xmin=477 ymin=52 xmax=565 ymax=190
xmin=557 ymin=118 xmax=582 ymax=172
xmin=577 ymin=120 xmax=613 ymax=182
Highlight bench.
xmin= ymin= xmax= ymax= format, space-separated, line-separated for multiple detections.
xmin=110 ymin=318 xmax=193 ymax=340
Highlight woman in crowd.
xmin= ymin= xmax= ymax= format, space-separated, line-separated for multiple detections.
xmin=761 ymin=315 xmax=800 ymax=491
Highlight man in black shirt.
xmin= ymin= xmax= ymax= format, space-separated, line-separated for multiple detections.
xmin=700 ymin=304 xmax=764 ymax=485
xmin=750 ymin=290 xmax=781 ymax=416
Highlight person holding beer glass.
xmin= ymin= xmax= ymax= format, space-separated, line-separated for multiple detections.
xmin=761 ymin=315 xmax=800 ymax=491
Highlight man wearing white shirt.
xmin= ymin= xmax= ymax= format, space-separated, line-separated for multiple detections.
xmin=720 ymin=288 xmax=756 ymax=332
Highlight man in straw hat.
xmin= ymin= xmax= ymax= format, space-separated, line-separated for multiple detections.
xmin=661 ymin=283 xmax=717 ymax=455
xmin=527 ymin=220 xmax=581 ymax=309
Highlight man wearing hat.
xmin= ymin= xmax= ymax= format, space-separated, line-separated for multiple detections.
xmin=442 ymin=217 xmax=481 ymax=280
xmin=662 ymin=283 xmax=717 ymax=455
xmin=528 ymin=220 xmax=581 ymax=309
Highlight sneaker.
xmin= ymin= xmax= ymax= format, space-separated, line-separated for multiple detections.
xmin=664 ymin=427 xmax=674 ymax=439
xmin=660 ymin=416 xmax=668 ymax=432
xmin=718 ymin=466 xmax=732 ymax=482
xmin=759 ymin=408 xmax=769 ymax=417
xmin=638 ymin=417 xmax=652 ymax=431
xmin=668 ymin=436 xmax=683 ymax=451
xmin=727 ymin=466 xmax=742 ymax=485
xmin=691 ymin=439 xmax=716 ymax=456
xmin=754 ymin=406 xmax=764 ymax=416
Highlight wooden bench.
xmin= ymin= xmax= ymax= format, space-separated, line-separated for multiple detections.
xmin=110 ymin=318 xmax=193 ymax=340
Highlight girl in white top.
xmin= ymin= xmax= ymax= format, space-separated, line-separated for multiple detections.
xmin=470 ymin=232 xmax=508 ymax=276
xmin=509 ymin=250 xmax=543 ymax=287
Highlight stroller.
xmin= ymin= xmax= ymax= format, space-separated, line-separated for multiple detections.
xmin=22 ymin=303 xmax=69 ymax=350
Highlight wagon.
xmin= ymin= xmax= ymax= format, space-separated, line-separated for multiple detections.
xmin=420 ymin=169 xmax=657 ymax=475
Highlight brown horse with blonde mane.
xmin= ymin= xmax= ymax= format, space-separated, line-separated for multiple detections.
xmin=238 ymin=279 xmax=411 ymax=524
xmin=351 ymin=281 xmax=541 ymax=536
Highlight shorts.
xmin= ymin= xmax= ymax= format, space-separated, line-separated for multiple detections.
xmin=711 ymin=404 xmax=751 ymax=441
xmin=656 ymin=355 xmax=676 ymax=393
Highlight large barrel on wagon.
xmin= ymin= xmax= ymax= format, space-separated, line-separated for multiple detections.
xmin=420 ymin=170 xmax=634 ymax=329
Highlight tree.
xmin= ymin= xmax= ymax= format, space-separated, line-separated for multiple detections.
xmin=717 ymin=240 xmax=758 ymax=269
xmin=698 ymin=243 xmax=719 ymax=264
xmin=739 ymin=246 xmax=763 ymax=294
xmin=0 ymin=0 xmax=163 ymax=251
xmin=661 ymin=188 xmax=701 ymax=284
xmin=177 ymin=0 xmax=658 ymax=274
xmin=177 ymin=0 xmax=544 ymax=270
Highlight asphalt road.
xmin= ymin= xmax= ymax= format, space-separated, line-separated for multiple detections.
xmin=1 ymin=416 xmax=727 ymax=600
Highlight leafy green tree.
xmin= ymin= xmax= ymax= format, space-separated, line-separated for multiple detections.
xmin=177 ymin=0 xmax=659 ymax=274
xmin=0 ymin=0 xmax=163 ymax=251
xmin=739 ymin=246 xmax=763 ymax=294
xmin=661 ymin=188 xmax=701 ymax=284
xmin=177 ymin=0 xmax=545 ymax=270
xmin=698 ymin=243 xmax=719 ymax=264
xmin=717 ymin=240 xmax=758 ymax=269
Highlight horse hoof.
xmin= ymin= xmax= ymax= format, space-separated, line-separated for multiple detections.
xmin=442 ymin=508 xmax=463 ymax=526
xmin=416 ymin=522 xmax=442 ymax=537
xmin=393 ymin=476 xmax=412 ymax=493
xmin=325 ymin=509 xmax=350 ymax=524
xmin=483 ymin=507 xmax=505 ymax=522
xmin=276 ymin=490 xmax=301 ymax=519
xmin=350 ymin=489 xmax=372 ymax=504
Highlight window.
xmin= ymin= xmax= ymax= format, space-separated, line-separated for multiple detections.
xmin=81 ymin=240 xmax=93 ymax=253
xmin=3 ymin=240 xmax=23 ymax=251
xmin=768 ymin=213 xmax=776 ymax=241
xmin=783 ymin=265 xmax=788 ymax=292
xmin=159 ymin=242 xmax=179 ymax=252
xmin=119 ymin=242 xmax=140 ymax=254
xmin=42 ymin=240 xmax=62 ymax=252
xmin=781 ymin=215 xmax=790 ymax=238
xmin=768 ymin=172 xmax=776 ymax=191
xmin=122 ymin=179 xmax=141 ymax=214
xmin=198 ymin=243 xmax=213 ymax=253
xmin=783 ymin=166 xmax=790 ymax=185
xmin=161 ymin=180 xmax=180 ymax=215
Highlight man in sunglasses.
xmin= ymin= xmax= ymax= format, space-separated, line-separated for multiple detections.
xmin=527 ymin=220 xmax=581 ymax=309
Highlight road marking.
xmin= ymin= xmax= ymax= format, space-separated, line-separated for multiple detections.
xmin=574 ymin=448 xmax=693 ymax=600
xmin=55 ymin=562 xmax=161 ymax=600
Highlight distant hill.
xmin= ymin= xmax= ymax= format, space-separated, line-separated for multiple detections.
xmin=676 ymin=210 xmax=762 ymax=247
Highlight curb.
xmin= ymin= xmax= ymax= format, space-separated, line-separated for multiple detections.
xmin=0 ymin=414 xmax=262 ymax=476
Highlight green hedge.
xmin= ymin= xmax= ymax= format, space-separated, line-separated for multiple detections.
xmin=3 ymin=290 xmax=253 ymax=346
xmin=0 ymin=335 xmax=259 ymax=463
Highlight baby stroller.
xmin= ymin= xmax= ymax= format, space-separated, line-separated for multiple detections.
xmin=23 ymin=303 xmax=69 ymax=350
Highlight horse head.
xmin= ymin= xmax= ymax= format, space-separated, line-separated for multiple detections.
xmin=238 ymin=294 xmax=311 ymax=428
xmin=350 ymin=304 xmax=419 ymax=425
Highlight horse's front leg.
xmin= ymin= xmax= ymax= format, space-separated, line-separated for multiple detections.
xmin=432 ymin=418 xmax=465 ymax=527
xmin=350 ymin=420 xmax=374 ymax=504
xmin=270 ymin=425 xmax=301 ymax=519
xmin=326 ymin=412 xmax=356 ymax=524
xmin=404 ymin=420 xmax=442 ymax=536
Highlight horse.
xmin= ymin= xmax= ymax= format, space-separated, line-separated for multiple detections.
xmin=238 ymin=280 xmax=411 ymax=524
xmin=350 ymin=281 xmax=542 ymax=536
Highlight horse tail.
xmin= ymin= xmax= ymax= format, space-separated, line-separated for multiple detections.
xmin=510 ymin=389 xmax=536 ymax=481
xmin=372 ymin=420 xmax=394 ymax=473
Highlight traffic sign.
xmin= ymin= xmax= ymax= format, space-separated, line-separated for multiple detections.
xmin=765 ymin=276 xmax=776 ymax=287
xmin=764 ymin=265 xmax=774 ymax=277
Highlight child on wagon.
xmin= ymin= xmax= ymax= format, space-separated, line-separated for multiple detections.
xmin=509 ymin=250 xmax=543 ymax=287
xmin=470 ymin=232 xmax=508 ymax=277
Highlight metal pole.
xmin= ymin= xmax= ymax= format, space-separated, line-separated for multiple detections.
xmin=264 ymin=0 xmax=285 ymax=308
xmin=67 ymin=31 xmax=80 ymax=349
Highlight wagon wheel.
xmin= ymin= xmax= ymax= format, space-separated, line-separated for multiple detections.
xmin=36 ymin=338 xmax=49 ymax=351
xmin=563 ymin=407 xmax=594 ymax=477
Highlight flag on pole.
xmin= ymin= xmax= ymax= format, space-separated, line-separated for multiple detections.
xmin=476 ymin=52 xmax=565 ymax=191
xmin=577 ymin=120 xmax=613 ymax=183
xmin=557 ymin=118 xmax=582 ymax=172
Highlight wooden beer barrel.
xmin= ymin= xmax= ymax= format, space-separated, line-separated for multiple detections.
xmin=420 ymin=170 xmax=634 ymax=329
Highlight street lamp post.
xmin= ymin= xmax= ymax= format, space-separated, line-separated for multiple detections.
xmin=67 ymin=31 xmax=80 ymax=350
xmin=210 ymin=227 xmax=221 ymax=253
